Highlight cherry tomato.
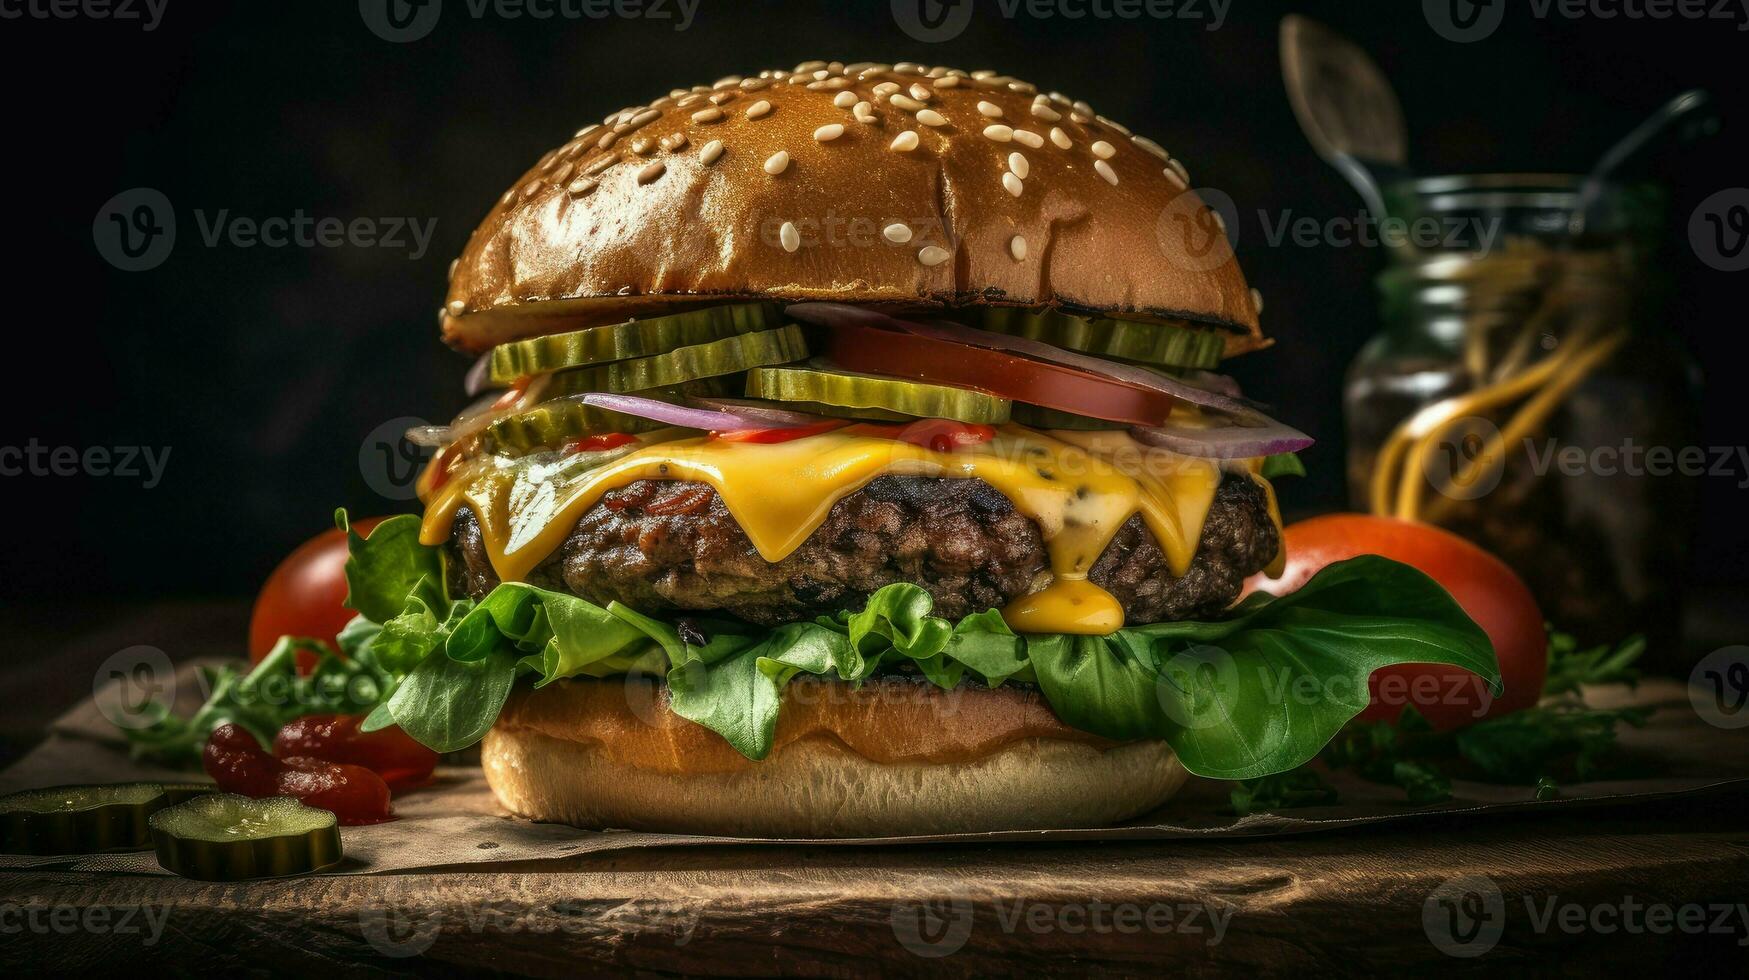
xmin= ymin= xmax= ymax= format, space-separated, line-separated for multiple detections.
xmin=846 ymin=420 xmax=997 ymax=452
xmin=1241 ymin=514 xmax=1546 ymax=731
xmin=710 ymin=420 xmax=850 ymax=444
xmin=249 ymin=517 xmax=386 ymax=666
xmin=274 ymin=715 xmax=438 ymax=793
xmin=203 ymin=723 xmax=393 ymax=825
xmin=563 ymin=432 xmax=640 ymax=454
xmin=820 ymin=318 xmax=1177 ymax=426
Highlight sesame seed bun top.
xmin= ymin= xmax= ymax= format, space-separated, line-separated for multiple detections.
xmin=441 ymin=59 xmax=1266 ymax=357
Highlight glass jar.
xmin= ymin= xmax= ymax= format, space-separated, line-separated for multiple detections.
xmin=1345 ymin=175 xmax=1701 ymax=669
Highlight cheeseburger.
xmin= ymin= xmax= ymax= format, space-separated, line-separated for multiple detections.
xmin=356 ymin=59 xmax=1496 ymax=837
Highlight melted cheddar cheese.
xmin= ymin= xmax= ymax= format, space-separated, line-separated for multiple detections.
xmin=419 ymin=425 xmax=1283 ymax=635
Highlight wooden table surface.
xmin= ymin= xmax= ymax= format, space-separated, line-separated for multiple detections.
xmin=4 ymin=794 xmax=1747 ymax=976
xmin=4 ymin=603 xmax=1747 ymax=975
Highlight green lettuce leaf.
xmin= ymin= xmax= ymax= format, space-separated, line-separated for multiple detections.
xmin=339 ymin=510 xmax=444 ymax=624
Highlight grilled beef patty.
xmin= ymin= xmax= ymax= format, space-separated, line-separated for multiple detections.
xmin=447 ymin=474 xmax=1277 ymax=627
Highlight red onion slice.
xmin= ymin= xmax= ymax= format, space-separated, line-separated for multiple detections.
xmin=463 ymin=351 xmax=495 ymax=398
xmin=580 ymin=393 xmax=816 ymax=432
xmin=684 ymin=397 xmax=831 ymax=426
xmin=1129 ymin=418 xmax=1313 ymax=459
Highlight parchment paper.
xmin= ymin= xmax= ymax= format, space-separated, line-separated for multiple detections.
xmin=1 ymin=665 xmax=1743 ymax=876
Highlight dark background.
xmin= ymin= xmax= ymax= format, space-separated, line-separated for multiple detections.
xmin=2 ymin=0 xmax=1744 ymax=609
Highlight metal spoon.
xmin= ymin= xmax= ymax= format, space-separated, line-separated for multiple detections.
xmin=1280 ymin=15 xmax=1411 ymax=222
xmin=1569 ymin=89 xmax=1718 ymax=235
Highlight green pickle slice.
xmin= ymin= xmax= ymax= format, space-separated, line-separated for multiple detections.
xmin=979 ymin=308 xmax=1226 ymax=370
xmin=747 ymin=365 xmax=1011 ymax=424
xmin=541 ymin=325 xmax=808 ymax=398
xmin=490 ymin=303 xmax=785 ymax=383
xmin=150 ymin=794 xmax=342 ymax=881
xmin=485 ymin=380 xmax=735 ymax=455
xmin=1 ymin=782 xmax=216 ymax=855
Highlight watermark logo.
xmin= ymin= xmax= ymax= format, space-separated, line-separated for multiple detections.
xmin=359 ymin=901 xmax=444 ymax=958
xmin=93 ymin=188 xmax=176 ymax=272
xmin=93 ymin=645 xmax=176 ymax=731
xmin=1690 ymin=646 xmax=1749 ymax=729
xmin=359 ymin=0 xmax=443 ymax=42
xmin=1423 ymin=415 xmax=1507 ymax=502
xmin=892 ymin=0 xmax=975 ymax=42
xmin=1690 ymin=188 xmax=1749 ymax=272
xmin=1154 ymin=643 xmax=1243 ymax=731
xmin=1424 ymin=0 xmax=1506 ymax=42
xmin=1423 ymin=874 xmax=1506 ymax=957
xmin=360 ymin=416 xmax=437 ymax=502
xmin=891 ymin=895 xmax=975 ymax=957
xmin=1156 ymin=186 xmax=1240 ymax=273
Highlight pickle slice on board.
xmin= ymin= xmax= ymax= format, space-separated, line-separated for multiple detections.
xmin=1010 ymin=404 xmax=1129 ymax=431
xmin=488 ymin=303 xmax=783 ymax=383
xmin=979 ymin=308 xmax=1226 ymax=370
xmin=150 ymin=794 xmax=342 ymax=881
xmin=746 ymin=365 xmax=1011 ymax=424
xmin=541 ymin=325 xmax=809 ymax=398
xmin=1 ymin=782 xmax=216 ymax=855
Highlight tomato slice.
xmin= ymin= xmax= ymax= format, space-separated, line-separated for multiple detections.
xmin=711 ymin=420 xmax=849 ymax=444
xmin=846 ymin=420 xmax=997 ymax=452
xmin=563 ymin=432 xmax=640 ymax=454
xmin=820 ymin=319 xmax=1176 ymax=426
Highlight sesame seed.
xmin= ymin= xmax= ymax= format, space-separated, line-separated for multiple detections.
xmin=1008 ymin=152 xmax=1029 ymax=179
xmin=918 ymin=245 xmax=951 ymax=267
xmin=714 ymin=75 xmax=742 ymax=89
xmin=1012 ymin=129 xmax=1043 ymax=149
xmin=890 ymin=93 xmax=925 ymax=112
xmin=977 ymin=100 xmax=1004 ymax=118
xmin=1008 ymin=81 xmax=1036 ymax=95
xmin=813 ymin=69 xmax=830 ymax=81
xmin=814 ymin=123 xmax=845 ymax=142
xmin=883 ymin=223 xmax=913 ymax=244
xmin=1210 ymin=209 xmax=1227 ymax=233
xmin=637 ymin=160 xmax=666 ymax=184
xmin=575 ymin=123 xmax=601 ymax=140
xmin=873 ymin=81 xmax=900 ymax=97
xmin=740 ymin=77 xmax=769 ymax=90
xmin=1094 ymin=159 xmax=1118 ymax=185
xmin=983 ymin=124 xmax=1014 ymax=142
xmin=549 ymin=161 xmax=575 ymax=183
xmin=933 ymin=75 xmax=961 ymax=88
xmin=1049 ymin=91 xmax=1070 ymax=106
xmin=854 ymin=101 xmax=877 ymax=124
xmin=1073 ymin=100 xmax=1094 ymax=117
xmin=917 ymin=109 xmax=948 ymax=127
xmin=746 ymin=100 xmax=772 ymax=120
xmin=1010 ymin=236 xmax=1027 ymax=260
xmin=972 ymin=69 xmax=997 ymax=79
xmin=796 ymin=60 xmax=826 ymax=73
xmin=1002 ymin=172 xmax=1024 ymax=197
xmin=834 ymin=90 xmax=857 ymax=108
xmin=661 ymin=132 xmax=689 ymax=152
xmin=692 ymin=107 xmax=724 ymax=124
xmin=1167 ymin=158 xmax=1189 ymax=185
xmin=597 ymin=130 xmax=618 ymax=150
xmin=699 ymin=139 xmax=724 ymax=165
xmin=1050 ymin=127 xmax=1072 ymax=149
xmin=1031 ymin=104 xmax=1061 ymax=122
xmin=1131 ymin=135 xmax=1170 ymax=161
xmin=1098 ymin=115 xmax=1132 ymax=136
xmin=566 ymin=177 xmax=598 ymax=197
xmin=1091 ymin=140 xmax=1116 ymax=160
xmin=909 ymin=83 xmax=932 ymax=101
xmin=763 ymin=150 xmax=790 ymax=175
xmin=890 ymin=130 xmax=920 ymax=152
xmin=676 ymin=94 xmax=702 ymax=108
xmin=1250 ymin=288 xmax=1264 ymax=315
xmin=447 ymin=300 xmax=467 ymax=316
xmin=447 ymin=258 xmax=458 ymax=280
xmin=780 ymin=221 xmax=801 ymax=253
xmin=630 ymin=137 xmax=654 ymax=155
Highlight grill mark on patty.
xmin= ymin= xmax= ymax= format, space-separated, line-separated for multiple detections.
xmin=446 ymin=473 xmax=1278 ymax=627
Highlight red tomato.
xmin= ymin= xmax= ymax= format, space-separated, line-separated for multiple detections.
xmin=820 ymin=318 xmax=1177 ymax=426
xmin=1242 ymin=514 xmax=1546 ymax=731
xmin=203 ymin=723 xmax=393 ymax=825
xmin=274 ymin=715 xmax=438 ymax=793
xmin=248 ymin=517 xmax=385 ymax=665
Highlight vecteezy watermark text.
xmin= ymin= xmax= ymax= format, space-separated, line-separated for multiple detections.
xmin=358 ymin=0 xmax=698 ymax=43
xmin=0 ymin=903 xmax=171 ymax=946
xmin=893 ymin=0 xmax=1228 ymax=43
xmin=0 ymin=440 xmax=170 ymax=488
xmin=1426 ymin=0 xmax=1749 ymax=42
xmin=891 ymin=893 xmax=1232 ymax=957
xmin=0 ymin=0 xmax=168 ymax=30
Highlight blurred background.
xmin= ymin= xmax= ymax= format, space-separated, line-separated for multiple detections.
xmin=1 ymin=0 xmax=1744 ymax=662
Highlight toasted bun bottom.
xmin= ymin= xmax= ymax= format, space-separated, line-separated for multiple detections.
xmin=481 ymin=677 xmax=1188 ymax=837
